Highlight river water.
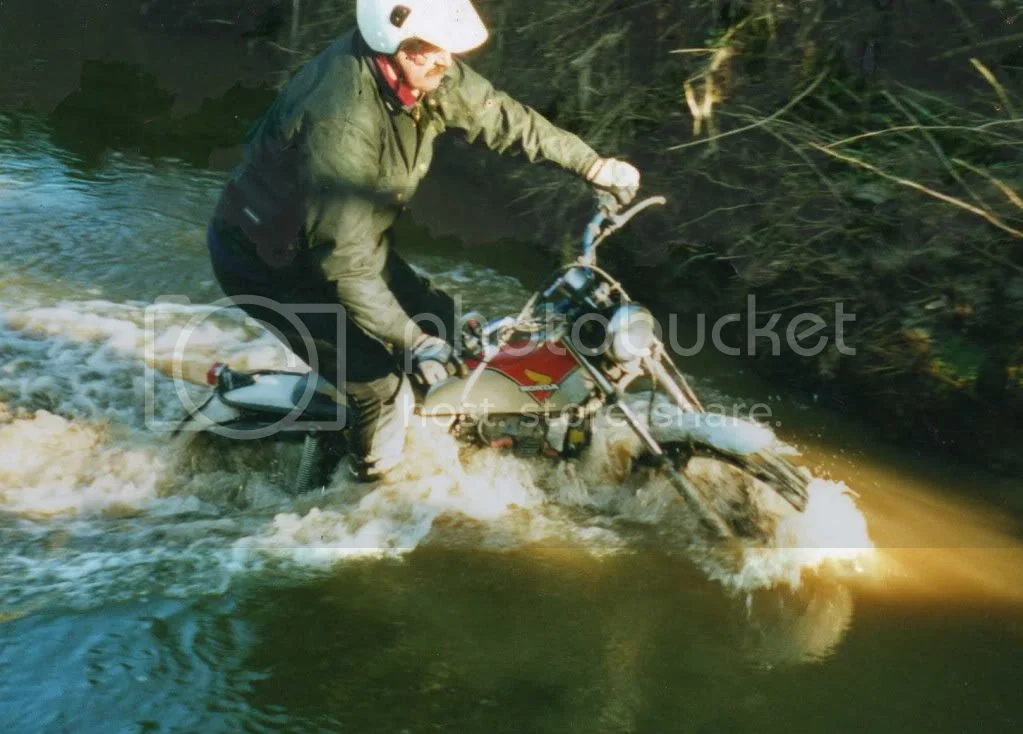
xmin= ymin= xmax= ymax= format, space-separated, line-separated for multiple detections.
xmin=2 ymin=9 xmax=1022 ymax=733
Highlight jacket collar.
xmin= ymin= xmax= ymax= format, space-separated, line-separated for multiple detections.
xmin=372 ymin=54 xmax=420 ymax=111
xmin=355 ymin=30 xmax=420 ymax=114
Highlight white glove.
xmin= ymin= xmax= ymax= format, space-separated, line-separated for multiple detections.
xmin=586 ymin=157 xmax=641 ymax=205
xmin=410 ymin=334 xmax=456 ymax=386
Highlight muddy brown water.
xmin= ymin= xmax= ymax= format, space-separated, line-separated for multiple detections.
xmin=1 ymin=5 xmax=1021 ymax=732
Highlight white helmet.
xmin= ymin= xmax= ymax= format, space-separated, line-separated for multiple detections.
xmin=357 ymin=0 xmax=489 ymax=55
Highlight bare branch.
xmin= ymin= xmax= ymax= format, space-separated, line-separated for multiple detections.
xmin=952 ymin=158 xmax=1023 ymax=212
xmin=824 ymin=120 xmax=1023 ymax=149
xmin=808 ymin=143 xmax=1023 ymax=240
xmin=668 ymin=70 xmax=829 ymax=152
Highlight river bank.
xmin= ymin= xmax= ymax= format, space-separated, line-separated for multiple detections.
xmin=462 ymin=0 xmax=1023 ymax=476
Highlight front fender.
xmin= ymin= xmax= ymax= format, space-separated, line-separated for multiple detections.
xmin=652 ymin=411 xmax=777 ymax=456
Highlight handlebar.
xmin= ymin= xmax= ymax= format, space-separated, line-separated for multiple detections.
xmin=463 ymin=193 xmax=668 ymax=357
xmin=581 ymin=194 xmax=667 ymax=265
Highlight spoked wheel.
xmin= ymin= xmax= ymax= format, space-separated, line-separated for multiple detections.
xmin=660 ymin=443 xmax=811 ymax=541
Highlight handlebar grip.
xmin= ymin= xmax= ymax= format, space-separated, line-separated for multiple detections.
xmin=593 ymin=185 xmax=637 ymax=210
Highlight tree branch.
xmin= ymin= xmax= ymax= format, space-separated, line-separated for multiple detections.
xmin=808 ymin=143 xmax=1023 ymax=242
xmin=668 ymin=70 xmax=829 ymax=152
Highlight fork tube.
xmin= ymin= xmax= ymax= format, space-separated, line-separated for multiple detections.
xmin=564 ymin=341 xmax=665 ymax=458
xmin=611 ymin=399 xmax=666 ymax=459
xmin=646 ymin=354 xmax=703 ymax=413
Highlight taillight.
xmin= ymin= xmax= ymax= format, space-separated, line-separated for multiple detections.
xmin=206 ymin=362 xmax=226 ymax=387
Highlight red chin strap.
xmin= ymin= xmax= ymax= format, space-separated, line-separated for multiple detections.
xmin=373 ymin=55 xmax=419 ymax=109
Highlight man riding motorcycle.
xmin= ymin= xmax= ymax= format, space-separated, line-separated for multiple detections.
xmin=206 ymin=0 xmax=641 ymax=481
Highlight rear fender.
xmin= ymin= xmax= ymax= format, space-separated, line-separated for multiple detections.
xmin=171 ymin=393 xmax=246 ymax=436
xmin=173 ymin=372 xmax=350 ymax=438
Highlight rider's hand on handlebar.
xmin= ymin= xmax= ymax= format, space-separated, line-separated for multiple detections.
xmin=410 ymin=334 xmax=459 ymax=386
xmin=586 ymin=157 xmax=641 ymax=206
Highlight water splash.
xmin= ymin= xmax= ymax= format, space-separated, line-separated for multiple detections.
xmin=719 ymin=478 xmax=876 ymax=591
xmin=560 ymin=392 xmax=877 ymax=592
xmin=230 ymin=418 xmax=610 ymax=565
xmin=0 ymin=410 xmax=164 ymax=516
xmin=0 ymin=294 xmax=875 ymax=615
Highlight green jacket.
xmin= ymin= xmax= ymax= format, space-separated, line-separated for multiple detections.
xmin=215 ymin=30 xmax=599 ymax=349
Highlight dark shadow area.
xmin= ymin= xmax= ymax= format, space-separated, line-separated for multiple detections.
xmin=48 ymin=60 xmax=275 ymax=169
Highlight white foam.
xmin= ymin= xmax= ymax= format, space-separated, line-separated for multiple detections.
xmin=0 ymin=411 xmax=165 ymax=516
xmin=0 ymin=297 xmax=302 ymax=430
xmin=232 ymin=421 xmax=561 ymax=565
xmin=548 ymin=395 xmax=875 ymax=591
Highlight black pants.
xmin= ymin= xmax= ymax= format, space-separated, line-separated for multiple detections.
xmin=207 ymin=219 xmax=456 ymax=474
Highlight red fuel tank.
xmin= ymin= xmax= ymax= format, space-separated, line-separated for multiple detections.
xmin=420 ymin=340 xmax=591 ymax=416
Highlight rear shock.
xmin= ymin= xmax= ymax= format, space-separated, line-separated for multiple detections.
xmin=294 ymin=431 xmax=322 ymax=494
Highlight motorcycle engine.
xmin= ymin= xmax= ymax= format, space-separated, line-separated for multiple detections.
xmin=473 ymin=414 xmax=590 ymax=459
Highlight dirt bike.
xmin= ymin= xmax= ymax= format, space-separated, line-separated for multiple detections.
xmin=174 ymin=193 xmax=810 ymax=539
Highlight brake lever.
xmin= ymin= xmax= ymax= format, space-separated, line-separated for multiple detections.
xmin=595 ymin=189 xmax=622 ymax=216
xmin=610 ymin=195 xmax=667 ymax=227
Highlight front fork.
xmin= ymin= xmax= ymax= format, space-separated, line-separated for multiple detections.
xmin=564 ymin=341 xmax=729 ymax=536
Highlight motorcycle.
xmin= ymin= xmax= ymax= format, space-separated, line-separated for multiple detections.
xmin=174 ymin=193 xmax=810 ymax=539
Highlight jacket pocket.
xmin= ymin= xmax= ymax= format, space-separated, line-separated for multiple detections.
xmin=217 ymin=143 xmax=307 ymax=269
